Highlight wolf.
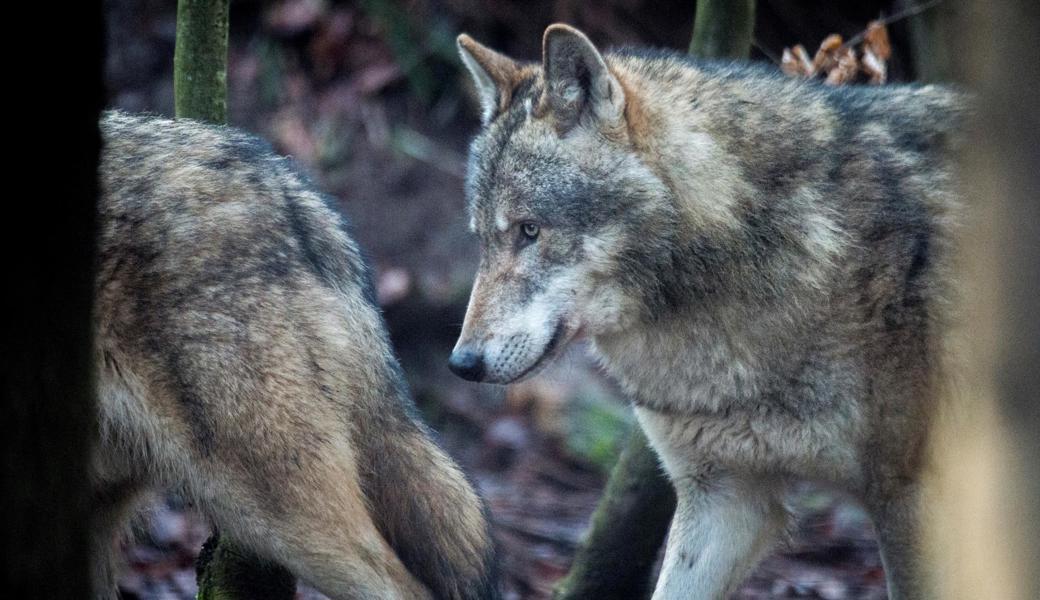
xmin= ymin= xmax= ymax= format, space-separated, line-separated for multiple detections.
xmin=93 ymin=112 xmax=496 ymax=600
xmin=450 ymin=24 xmax=964 ymax=600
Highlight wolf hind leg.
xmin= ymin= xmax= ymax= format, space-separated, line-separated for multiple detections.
xmin=867 ymin=484 xmax=929 ymax=600
xmin=651 ymin=473 xmax=787 ymax=600
xmin=193 ymin=448 xmax=433 ymax=600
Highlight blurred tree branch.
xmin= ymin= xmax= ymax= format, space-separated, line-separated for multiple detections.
xmin=554 ymin=4 xmax=757 ymax=599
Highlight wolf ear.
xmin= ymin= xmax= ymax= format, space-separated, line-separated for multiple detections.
xmin=457 ymin=34 xmax=522 ymax=125
xmin=541 ymin=24 xmax=625 ymax=132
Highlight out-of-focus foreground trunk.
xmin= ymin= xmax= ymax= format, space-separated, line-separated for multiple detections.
xmin=924 ymin=1 xmax=1039 ymax=599
xmin=1 ymin=3 xmax=103 ymax=597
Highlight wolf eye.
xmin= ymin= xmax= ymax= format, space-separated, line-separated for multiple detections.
xmin=520 ymin=223 xmax=540 ymax=241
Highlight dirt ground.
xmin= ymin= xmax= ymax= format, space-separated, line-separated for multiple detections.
xmin=105 ymin=1 xmax=904 ymax=597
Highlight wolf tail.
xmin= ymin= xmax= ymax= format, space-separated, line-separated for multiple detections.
xmin=357 ymin=394 xmax=498 ymax=600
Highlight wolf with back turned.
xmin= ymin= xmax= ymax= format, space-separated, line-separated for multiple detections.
xmin=450 ymin=24 xmax=964 ymax=600
xmin=94 ymin=112 xmax=496 ymax=599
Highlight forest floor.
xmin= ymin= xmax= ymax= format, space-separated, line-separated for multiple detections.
xmin=108 ymin=1 xmax=896 ymax=598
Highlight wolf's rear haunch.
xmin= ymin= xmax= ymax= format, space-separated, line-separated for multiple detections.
xmin=92 ymin=112 xmax=496 ymax=600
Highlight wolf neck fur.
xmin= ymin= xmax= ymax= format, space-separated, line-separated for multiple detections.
xmin=595 ymin=57 xmax=845 ymax=415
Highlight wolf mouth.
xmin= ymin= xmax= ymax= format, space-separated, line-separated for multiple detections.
xmin=508 ymin=318 xmax=567 ymax=383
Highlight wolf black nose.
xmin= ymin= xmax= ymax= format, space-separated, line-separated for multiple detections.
xmin=449 ymin=349 xmax=485 ymax=381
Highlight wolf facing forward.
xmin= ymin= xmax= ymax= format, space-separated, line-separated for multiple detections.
xmin=450 ymin=24 xmax=963 ymax=600
xmin=94 ymin=112 xmax=496 ymax=599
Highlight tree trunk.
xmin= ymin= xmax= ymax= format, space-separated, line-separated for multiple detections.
xmin=173 ymin=0 xmax=297 ymax=595
xmin=925 ymin=1 xmax=1040 ymax=599
xmin=1 ymin=3 xmax=103 ymax=597
xmin=554 ymin=5 xmax=757 ymax=599
xmin=903 ymin=0 xmax=956 ymax=83
xmin=552 ymin=430 xmax=676 ymax=600
xmin=174 ymin=0 xmax=230 ymax=124
xmin=689 ymin=0 xmax=756 ymax=59
xmin=196 ymin=532 xmax=297 ymax=600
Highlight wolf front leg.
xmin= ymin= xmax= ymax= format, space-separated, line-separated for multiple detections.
xmin=651 ymin=473 xmax=787 ymax=600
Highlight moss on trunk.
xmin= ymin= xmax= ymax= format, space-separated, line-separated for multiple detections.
xmin=196 ymin=532 xmax=296 ymax=600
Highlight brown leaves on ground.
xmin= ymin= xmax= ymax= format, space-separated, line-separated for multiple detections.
xmin=781 ymin=20 xmax=892 ymax=85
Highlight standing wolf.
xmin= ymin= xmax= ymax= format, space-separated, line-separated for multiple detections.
xmin=450 ymin=24 xmax=963 ymax=600
xmin=94 ymin=112 xmax=496 ymax=600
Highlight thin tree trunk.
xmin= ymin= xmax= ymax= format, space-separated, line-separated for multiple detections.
xmin=174 ymin=0 xmax=230 ymax=124
xmin=1 ymin=3 xmax=103 ymax=596
xmin=689 ymin=0 xmax=756 ymax=59
xmin=925 ymin=1 xmax=1040 ymax=599
xmin=554 ymin=5 xmax=757 ymax=599
xmin=173 ymin=0 xmax=297 ymax=595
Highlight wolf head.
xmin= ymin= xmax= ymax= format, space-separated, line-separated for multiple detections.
xmin=449 ymin=25 xmax=680 ymax=384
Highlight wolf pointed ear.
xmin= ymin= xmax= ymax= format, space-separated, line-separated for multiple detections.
xmin=541 ymin=24 xmax=625 ymax=131
xmin=457 ymin=34 xmax=522 ymax=125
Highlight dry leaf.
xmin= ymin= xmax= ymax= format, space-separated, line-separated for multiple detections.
xmin=781 ymin=44 xmax=814 ymax=78
xmin=861 ymin=48 xmax=887 ymax=84
xmin=824 ymin=47 xmax=859 ymax=86
xmin=778 ymin=18 xmax=893 ymax=87
xmin=812 ymin=34 xmax=845 ymax=74
xmin=863 ymin=20 xmax=892 ymax=60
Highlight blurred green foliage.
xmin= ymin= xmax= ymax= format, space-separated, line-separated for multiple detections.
xmin=564 ymin=392 xmax=631 ymax=474
xmin=359 ymin=0 xmax=460 ymax=104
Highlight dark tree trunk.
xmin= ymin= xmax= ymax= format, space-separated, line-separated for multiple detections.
xmin=552 ymin=430 xmax=676 ymax=600
xmin=1 ymin=3 xmax=103 ymax=597
xmin=195 ymin=532 xmax=297 ymax=600
xmin=174 ymin=0 xmax=230 ymax=124
xmin=689 ymin=0 xmax=757 ymax=59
